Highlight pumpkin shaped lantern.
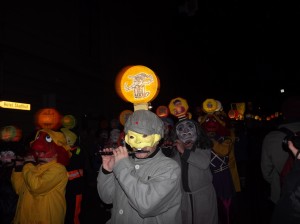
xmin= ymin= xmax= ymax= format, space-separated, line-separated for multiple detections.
xmin=35 ymin=108 xmax=62 ymax=130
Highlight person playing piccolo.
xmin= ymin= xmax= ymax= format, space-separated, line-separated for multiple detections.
xmin=97 ymin=109 xmax=182 ymax=224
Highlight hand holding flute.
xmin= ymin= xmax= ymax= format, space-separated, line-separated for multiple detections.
xmin=99 ymin=146 xmax=149 ymax=172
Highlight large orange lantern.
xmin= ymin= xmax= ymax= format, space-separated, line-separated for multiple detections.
xmin=35 ymin=108 xmax=62 ymax=130
xmin=115 ymin=65 xmax=160 ymax=111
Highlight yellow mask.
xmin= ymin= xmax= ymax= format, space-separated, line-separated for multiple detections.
xmin=125 ymin=130 xmax=161 ymax=149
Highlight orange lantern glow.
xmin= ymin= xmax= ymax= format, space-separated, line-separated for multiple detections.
xmin=119 ymin=109 xmax=133 ymax=126
xmin=228 ymin=109 xmax=238 ymax=119
xmin=156 ymin=105 xmax=169 ymax=118
xmin=35 ymin=108 xmax=62 ymax=130
xmin=115 ymin=65 xmax=160 ymax=110
xmin=12 ymin=126 xmax=22 ymax=142
xmin=0 ymin=125 xmax=16 ymax=142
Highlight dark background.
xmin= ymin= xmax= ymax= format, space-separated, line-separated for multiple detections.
xmin=1 ymin=1 xmax=300 ymax=135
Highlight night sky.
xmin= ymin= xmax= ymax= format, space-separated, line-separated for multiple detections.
xmin=1 ymin=1 xmax=300 ymax=134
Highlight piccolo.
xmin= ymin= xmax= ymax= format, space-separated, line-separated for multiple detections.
xmin=95 ymin=150 xmax=150 ymax=156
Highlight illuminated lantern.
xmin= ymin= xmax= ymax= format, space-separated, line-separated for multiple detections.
xmin=35 ymin=108 xmax=62 ymax=130
xmin=12 ymin=126 xmax=22 ymax=142
xmin=119 ymin=109 xmax=133 ymax=126
xmin=62 ymin=115 xmax=76 ymax=129
xmin=168 ymin=97 xmax=189 ymax=119
xmin=156 ymin=105 xmax=169 ymax=118
xmin=228 ymin=109 xmax=238 ymax=119
xmin=115 ymin=65 xmax=160 ymax=111
xmin=202 ymin=99 xmax=218 ymax=114
xmin=215 ymin=100 xmax=223 ymax=111
xmin=0 ymin=125 xmax=17 ymax=141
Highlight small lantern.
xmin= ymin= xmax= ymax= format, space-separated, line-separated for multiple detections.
xmin=228 ymin=109 xmax=239 ymax=119
xmin=156 ymin=105 xmax=169 ymax=118
xmin=168 ymin=97 xmax=189 ymax=119
xmin=35 ymin=108 xmax=62 ymax=130
xmin=0 ymin=125 xmax=17 ymax=141
xmin=12 ymin=126 xmax=22 ymax=142
xmin=62 ymin=115 xmax=76 ymax=129
xmin=202 ymin=99 xmax=218 ymax=114
xmin=119 ymin=109 xmax=133 ymax=126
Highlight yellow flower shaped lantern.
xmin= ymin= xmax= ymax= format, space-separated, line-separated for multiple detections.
xmin=202 ymin=98 xmax=218 ymax=114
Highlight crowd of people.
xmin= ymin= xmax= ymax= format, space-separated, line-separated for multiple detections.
xmin=1 ymin=95 xmax=300 ymax=224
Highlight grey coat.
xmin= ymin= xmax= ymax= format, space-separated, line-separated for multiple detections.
xmin=97 ymin=150 xmax=182 ymax=224
xmin=173 ymin=148 xmax=218 ymax=224
xmin=261 ymin=121 xmax=300 ymax=204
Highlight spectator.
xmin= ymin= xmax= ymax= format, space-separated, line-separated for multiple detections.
xmin=261 ymin=96 xmax=300 ymax=208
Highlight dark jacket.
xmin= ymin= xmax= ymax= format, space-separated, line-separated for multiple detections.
xmin=271 ymin=159 xmax=300 ymax=224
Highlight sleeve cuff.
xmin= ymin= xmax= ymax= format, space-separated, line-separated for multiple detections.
xmin=102 ymin=167 xmax=112 ymax=174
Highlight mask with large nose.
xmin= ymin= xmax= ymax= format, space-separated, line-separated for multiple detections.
xmin=125 ymin=130 xmax=161 ymax=150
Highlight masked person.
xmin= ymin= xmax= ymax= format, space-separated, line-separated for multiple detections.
xmin=172 ymin=118 xmax=218 ymax=224
xmin=97 ymin=109 xmax=182 ymax=224
xmin=11 ymin=129 xmax=70 ymax=224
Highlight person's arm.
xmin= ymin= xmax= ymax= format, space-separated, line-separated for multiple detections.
xmin=23 ymin=163 xmax=68 ymax=194
xmin=288 ymin=140 xmax=300 ymax=160
xmin=261 ymin=134 xmax=276 ymax=183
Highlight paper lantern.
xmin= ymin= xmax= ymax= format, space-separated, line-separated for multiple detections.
xmin=228 ymin=109 xmax=238 ymax=119
xmin=115 ymin=65 xmax=160 ymax=110
xmin=168 ymin=97 xmax=189 ymax=119
xmin=0 ymin=125 xmax=17 ymax=141
xmin=35 ymin=108 xmax=62 ymax=130
xmin=12 ymin=126 xmax=22 ymax=142
xmin=156 ymin=105 xmax=169 ymax=118
xmin=202 ymin=99 xmax=218 ymax=114
xmin=62 ymin=115 xmax=76 ymax=129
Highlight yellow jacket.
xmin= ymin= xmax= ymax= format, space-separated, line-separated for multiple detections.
xmin=11 ymin=160 xmax=68 ymax=224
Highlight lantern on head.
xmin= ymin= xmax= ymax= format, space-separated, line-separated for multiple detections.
xmin=115 ymin=65 xmax=160 ymax=111
xmin=168 ymin=97 xmax=189 ymax=119
xmin=202 ymin=98 xmax=218 ymax=114
xmin=35 ymin=108 xmax=62 ymax=130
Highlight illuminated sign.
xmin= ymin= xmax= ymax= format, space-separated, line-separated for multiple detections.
xmin=0 ymin=101 xmax=31 ymax=111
